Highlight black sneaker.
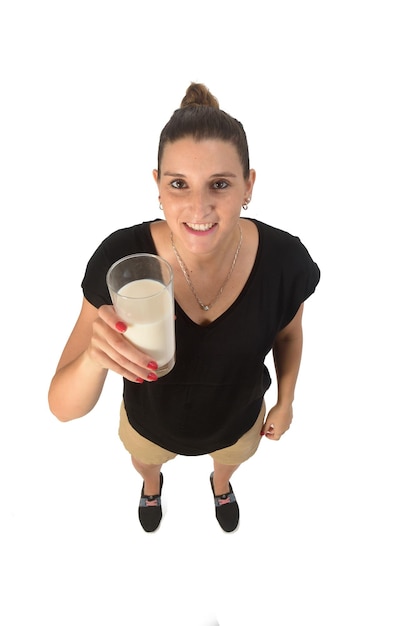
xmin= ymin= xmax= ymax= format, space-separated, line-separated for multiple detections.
xmin=210 ymin=472 xmax=239 ymax=532
xmin=138 ymin=473 xmax=163 ymax=532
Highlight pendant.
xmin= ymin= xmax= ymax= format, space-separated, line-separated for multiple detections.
xmin=202 ymin=305 xmax=210 ymax=311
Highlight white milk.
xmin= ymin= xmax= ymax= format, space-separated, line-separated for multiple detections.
xmin=116 ymin=279 xmax=175 ymax=367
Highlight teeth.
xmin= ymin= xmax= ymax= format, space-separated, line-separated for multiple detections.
xmin=186 ymin=223 xmax=214 ymax=231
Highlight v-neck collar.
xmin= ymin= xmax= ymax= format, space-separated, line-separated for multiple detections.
xmin=146 ymin=218 xmax=262 ymax=329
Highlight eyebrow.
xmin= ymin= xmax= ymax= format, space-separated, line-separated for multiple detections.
xmin=162 ymin=171 xmax=238 ymax=178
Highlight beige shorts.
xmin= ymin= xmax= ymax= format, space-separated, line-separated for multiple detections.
xmin=118 ymin=400 xmax=266 ymax=466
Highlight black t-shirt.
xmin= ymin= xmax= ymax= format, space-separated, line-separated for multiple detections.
xmin=81 ymin=218 xmax=320 ymax=455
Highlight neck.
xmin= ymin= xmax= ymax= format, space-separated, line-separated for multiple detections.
xmin=170 ymin=222 xmax=243 ymax=312
xmin=172 ymin=222 xmax=242 ymax=271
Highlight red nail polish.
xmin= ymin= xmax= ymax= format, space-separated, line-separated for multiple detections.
xmin=135 ymin=377 xmax=144 ymax=383
xmin=147 ymin=372 xmax=158 ymax=381
xmin=116 ymin=321 xmax=127 ymax=332
xmin=147 ymin=361 xmax=158 ymax=370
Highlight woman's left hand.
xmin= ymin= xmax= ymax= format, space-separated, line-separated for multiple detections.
xmin=261 ymin=404 xmax=293 ymax=441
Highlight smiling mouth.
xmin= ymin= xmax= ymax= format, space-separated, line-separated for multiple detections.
xmin=185 ymin=222 xmax=216 ymax=231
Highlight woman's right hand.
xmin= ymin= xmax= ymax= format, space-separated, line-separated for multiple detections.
xmin=86 ymin=304 xmax=159 ymax=383
xmin=49 ymin=298 xmax=159 ymax=421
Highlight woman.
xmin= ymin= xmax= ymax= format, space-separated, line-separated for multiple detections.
xmin=48 ymin=83 xmax=320 ymax=533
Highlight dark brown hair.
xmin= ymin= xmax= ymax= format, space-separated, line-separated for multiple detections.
xmin=156 ymin=82 xmax=250 ymax=179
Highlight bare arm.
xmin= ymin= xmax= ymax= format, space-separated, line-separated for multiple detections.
xmin=262 ymin=303 xmax=304 ymax=440
xmin=48 ymin=297 xmax=158 ymax=422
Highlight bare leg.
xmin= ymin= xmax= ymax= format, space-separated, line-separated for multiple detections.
xmin=131 ymin=455 xmax=162 ymax=495
xmin=212 ymin=460 xmax=240 ymax=495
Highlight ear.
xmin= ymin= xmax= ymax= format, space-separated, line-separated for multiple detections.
xmin=245 ymin=169 xmax=256 ymax=197
xmin=152 ymin=169 xmax=159 ymax=184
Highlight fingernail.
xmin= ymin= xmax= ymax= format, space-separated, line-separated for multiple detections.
xmin=135 ymin=377 xmax=144 ymax=383
xmin=260 ymin=431 xmax=265 ymax=436
xmin=147 ymin=361 xmax=158 ymax=370
xmin=116 ymin=321 xmax=127 ymax=332
xmin=147 ymin=372 xmax=158 ymax=381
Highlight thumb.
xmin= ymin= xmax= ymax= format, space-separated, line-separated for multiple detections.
xmin=260 ymin=418 xmax=275 ymax=437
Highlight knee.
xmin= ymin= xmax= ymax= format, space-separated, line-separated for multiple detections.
xmin=131 ymin=455 xmax=161 ymax=473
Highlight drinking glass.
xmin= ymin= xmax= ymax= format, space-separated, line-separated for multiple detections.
xmin=106 ymin=253 xmax=175 ymax=377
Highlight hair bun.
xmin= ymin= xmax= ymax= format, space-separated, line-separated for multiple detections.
xmin=180 ymin=82 xmax=219 ymax=109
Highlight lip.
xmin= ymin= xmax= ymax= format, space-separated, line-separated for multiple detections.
xmin=183 ymin=222 xmax=218 ymax=236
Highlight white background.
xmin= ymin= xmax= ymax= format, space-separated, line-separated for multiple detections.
xmin=1 ymin=1 xmax=416 ymax=624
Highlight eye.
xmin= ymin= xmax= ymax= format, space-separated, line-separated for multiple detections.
xmin=170 ymin=179 xmax=187 ymax=189
xmin=212 ymin=180 xmax=229 ymax=190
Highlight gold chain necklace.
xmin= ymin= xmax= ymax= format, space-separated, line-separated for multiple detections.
xmin=170 ymin=225 xmax=243 ymax=311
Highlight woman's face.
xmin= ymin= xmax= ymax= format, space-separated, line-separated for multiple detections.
xmin=153 ymin=137 xmax=255 ymax=255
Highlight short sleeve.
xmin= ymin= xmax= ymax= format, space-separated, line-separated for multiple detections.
xmin=81 ymin=222 xmax=158 ymax=309
xmin=279 ymin=235 xmax=320 ymax=328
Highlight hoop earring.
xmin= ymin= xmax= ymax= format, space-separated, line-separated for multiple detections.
xmin=159 ymin=202 xmax=164 ymax=211
xmin=242 ymin=197 xmax=251 ymax=211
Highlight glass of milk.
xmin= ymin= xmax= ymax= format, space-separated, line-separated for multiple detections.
xmin=106 ymin=253 xmax=175 ymax=377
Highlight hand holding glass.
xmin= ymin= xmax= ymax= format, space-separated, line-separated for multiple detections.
xmin=106 ymin=254 xmax=176 ymax=377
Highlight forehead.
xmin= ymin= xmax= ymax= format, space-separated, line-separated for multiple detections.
xmin=161 ymin=137 xmax=242 ymax=173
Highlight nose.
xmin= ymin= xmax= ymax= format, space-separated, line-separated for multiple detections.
xmin=189 ymin=188 xmax=213 ymax=220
